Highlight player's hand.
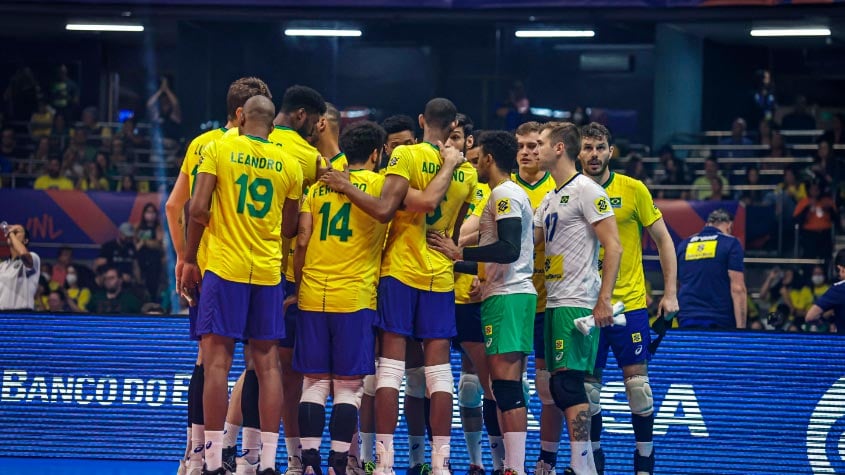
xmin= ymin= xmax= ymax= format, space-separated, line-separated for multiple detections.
xmin=468 ymin=276 xmax=483 ymax=302
xmin=320 ymin=164 xmax=351 ymax=194
xmin=174 ymin=257 xmax=184 ymax=291
xmin=181 ymin=262 xmax=202 ymax=307
xmin=283 ymin=294 xmax=298 ymax=314
xmin=437 ymin=140 xmax=466 ymax=170
xmin=315 ymin=155 xmax=332 ymax=180
xmin=593 ymin=298 xmax=614 ymax=327
xmin=657 ymin=294 xmax=679 ymax=321
xmin=426 ymin=230 xmax=461 ymax=261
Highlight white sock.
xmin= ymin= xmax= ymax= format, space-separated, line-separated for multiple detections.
xmin=408 ymin=435 xmax=426 ymax=467
xmin=184 ymin=426 xmax=192 ymax=460
xmin=331 ymin=440 xmax=352 ymax=453
xmin=349 ymin=431 xmax=361 ymax=458
xmin=636 ymin=441 xmax=653 ymax=457
xmin=204 ymin=430 xmax=224 ymax=471
xmin=489 ymin=435 xmax=505 ymax=470
xmin=591 ymin=441 xmax=601 ymax=451
xmin=375 ymin=435 xmax=394 ymax=469
xmin=541 ymin=440 xmax=559 ymax=455
xmin=569 ymin=441 xmax=594 ymax=473
xmin=302 ymin=437 xmax=322 ymax=451
xmin=465 ymin=431 xmax=483 ymax=467
xmin=189 ymin=424 xmax=205 ymax=468
xmin=261 ymin=432 xmax=280 ymax=471
xmin=243 ymin=427 xmax=261 ymax=464
xmin=223 ymin=421 xmax=240 ymax=448
xmin=361 ymin=433 xmax=376 ymax=463
xmin=431 ymin=436 xmax=451 ymax=470
xmin=503 ymin=432 xmax=527 ymax=473
xmin=286 ymin=437 xmax=302 ymax=458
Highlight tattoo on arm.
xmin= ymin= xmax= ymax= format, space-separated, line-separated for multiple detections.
xmin=570 ymin=410 xmax=591 ymax=441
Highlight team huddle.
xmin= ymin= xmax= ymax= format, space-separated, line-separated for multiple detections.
xmin=165 ymin=76 xmax=680 ymax=475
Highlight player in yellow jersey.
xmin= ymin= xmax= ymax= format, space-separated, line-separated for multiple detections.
xmin=182 ymin=96 xmax=303 ymax=475
xmin=287 ymin=121 xmax=388 ymax=475
xmin=510 ymin=121 xmax=560 ymax=475
xmin=578 ymin=123 xmax=679 ymax=475
xmin=164 ymin=77 xmax=272 ymax=475
xmin=321 ymin=98 xmax=475 ymax=475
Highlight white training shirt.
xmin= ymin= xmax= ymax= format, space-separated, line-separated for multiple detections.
xmin=534 ymin=174 xmax=614 ymax=308
xmin=479 ymin=180 xmax=537 ymax=300
xmin=0 ymin=251 xmax=41 ymax=310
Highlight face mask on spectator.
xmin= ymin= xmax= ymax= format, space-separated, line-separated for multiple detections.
xmin=812 ymin=275 xmax=825 ymax=286
xmin=66 ymin=273 xmax=77 ymax=286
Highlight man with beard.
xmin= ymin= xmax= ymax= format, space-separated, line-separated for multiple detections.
xmin=89 ymin=265 xmax=142 ymax=314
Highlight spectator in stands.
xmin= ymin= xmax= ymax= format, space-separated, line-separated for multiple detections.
xmin=656 ymin=155 xmax=689 ymax=200
xmin=706 ymin=177 xmax=728 ymax=201
xmin=95 ymin=152 xmax=119 ymax=188
xmin=3 ymin=66 xmax=40 ymax=121
xmin=45 ymin=288 xmax=72 ymax=312
xmin=135 ymin=202 xmax=164 ymax=300
xmin=717 ymin=117 xmax=755 ymax=158
xmin=33 ymin=158 xmax=74 ymax=190
xmin=64 ymin=264 xmax=91 ymax=312
xmin=692 ymin=156 xmax=729 ymax=200
xmin=51 ymin=246 xmax=73 ymax=286
xmin=809 ymin=139 xmax=834 ymax=187
xmin=67 ymin=126 xmax=97 ymax=163
xmin=147 ymin=75 xmax=182 ymax=146
xmin=117 ymin=117 xmax=144 ymax=148
xmin=623 ymin=154 xmax=652 ymax=186
xmin=77 ymin=161 xmax=110 ymax=191
xmin=118 ymin=174 xmax=137 ymax=192
xmin=794 ymin=180 xmax=837 ymax=260
xmin=0 ymin=128 xmax=17 ymax=180
xmin=110 ymin=137 xmax=134 ymax=173
xmin=803 ymin=264 xmax=833 ymax=332
xmin=751 ymin=69 xmax=776 ymax=124
xmin=781 ymin=95 xmax=816 ymax=135
xmin=80 ymin=106 xmax=112 ymax=145
xmin=29 ymin=99 xmax=54 ymax=140
xmin=95 ymin=222 xmax=139 ymax=283
xmin=0 ymin=224 xmax=40 ymax=310
xmin=88 ymin=265 xmax=142 ymax=314
xmin=50 ymin=64 xmax=79 ymax=119
xmin=757 ymin=119 xmax=773 ymax=146
xmin=806 ymin=249 xmax=845 ymax=333
xmin=768 ymin=129 xmax=789 ymax=159
xmin=820 ymin=113 xmax=844 ymax=148
xmin=14 ymin=136 xmax=51 ymax=186
xmin=737 ymin=165 xmax=767 ymax=206
xmin=495 ymin=80 xmax=531 ymax=131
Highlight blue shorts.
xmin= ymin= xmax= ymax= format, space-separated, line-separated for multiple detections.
xmin=595 ymin=308 xmax=651 ymax=369
xmin=293 ymin=309 xmax=377 ymax=376
xmin=454 ymin=303 xmax=483 ymax=344
xmin=377 ymin=277 xmax=456 ymax=339
xmin=279 ymin=281 xmax=298 ymax=348
xmin=533 ymin=312 xmax=545 ymax=359
xmin=196 ymin=271 xmax=285 ymax=341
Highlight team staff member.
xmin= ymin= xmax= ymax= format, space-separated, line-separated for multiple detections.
xmin=0 ymin=224 xmax=39 ymax=311
xmin=182 ymin=96 xmax=303 ymax=475
xmin=805 ymin=249 xmax=845 ymax=333
xmin=676 ymin=209 xmax=747 ymax=329
xmin=578 ymin=123 xmax=679 ymax=475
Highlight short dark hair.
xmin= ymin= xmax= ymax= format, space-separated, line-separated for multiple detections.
xmin=706 ymin=208 xmax=733 ymax=225
xmin=324 ymin=103 xmax=341 ymax=129
xmin=455 ymin=113 xmax=474 ymax=138
xmin=102 ymin=265 xmax=121 ymax=277
xmin=281 ymin=85 xmax=327 ymax=115
xmin=541 ymin=121 xmax=581 ymax=161
xmin=581 ymin=122 xmax=612 ymax=145
xmin=23 ymin=227 xmax=30 ymax=243
xmin=226 ymin=77 xmax=272 ymax=121
xmin=340 ymin=121 xmax=386 ymax=165
xmin=423 ymin=97 xmax=457 ymax=132
xmin=478 ymin=130 xmax=518 ymax=172
xmin=835 ymin=249 xmax=845 ymax=268
xmin=515 ymin=121 xmax=541 ymax=136
xmin=58 ymin=246 xmax=72 ymax=256
xmin=381 ymin=115 xmax=416 ymax=136
xmin=705 ymin=156 xmax=718 ymax=165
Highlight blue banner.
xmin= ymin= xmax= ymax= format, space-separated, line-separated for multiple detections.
xmin=1 ymin=312 xmax=843 ymax=473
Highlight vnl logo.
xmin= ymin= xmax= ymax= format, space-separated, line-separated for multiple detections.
xmin=807 ymin=377 xmax=845 ymax=474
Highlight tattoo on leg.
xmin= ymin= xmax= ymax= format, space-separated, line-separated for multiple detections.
xmin=570 ymin=410 xmax=590 ymax=441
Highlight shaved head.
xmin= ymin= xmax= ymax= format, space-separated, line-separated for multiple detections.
xmin=242 ymin=95 xmax=276 ymax=136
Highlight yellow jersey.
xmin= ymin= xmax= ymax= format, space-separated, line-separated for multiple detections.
xmin=455 ymin=182 xmax=491 ymax=305
xmin=181 ymin=127 xmax=228 ymax=271
xmin=198 ymin=134 xmax=303 ymax=285
xmin=599 ymin=172 xmax=662 ymax=310
xmin=512 ymin=171 xmax=556 ymax=313
xmin=299 ymin=169 xmax=388 ymax=312
xmin=381 ymin=142 xmax=479 ymax=292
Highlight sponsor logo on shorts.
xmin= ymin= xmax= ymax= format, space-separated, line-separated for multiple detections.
xmin=595 ymin=197 xmax=610 ymax=214
xmin=610 ymin=197 xmax=623 ymax=208
xmin=560 ymin=195 xmax=569 ymax=204
xmin=496 ymin=198 xmax=511 ymax=215
xmin=635 ymin=345 xmax=643 ymax=356
xmin=555 ymin=339 xmax=564 ymax=351
xmin=484 ymin=325 xmax=493 ymax=336
xmin=631 ymin=332 xmax=642 ymax=343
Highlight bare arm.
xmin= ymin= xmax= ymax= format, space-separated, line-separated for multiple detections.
xmin=282 ymin=198 xmax=300 ymax=239
xmin=293 ymin=211 xmax=312 ymax=295
xmin=805 ymin=304 xmax=824 ymax=323
xmin=646 ymin=218 xmax=679 ymax=317
xmin=452 ymin=202 xmax=470 ymax=246
xmin=729 ymin=270 xmax=747 ymax=329
xmin=321 ymin=172 xmax=409 ymax=223
xmin=165 ymin=172 xmax=190 ymax=259
xmin=402 ymin=146 xmax=465 ymax=213
xmin=458 ymin=214 xmax=480 ymax=247
xmin=593 ymin=216 xmax=622 ymax=327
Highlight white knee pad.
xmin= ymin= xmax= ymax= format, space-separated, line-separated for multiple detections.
xmin=377 ymin=357 xmax=405 ymax=392
xmin=535 ymin=369 xmax=555 ymax=406
xmin=333 ymin=379 xmax=365 ymax=408
xmin=585 ymin=381 xmax=602 ymax=417
xmin=458 ymin=373 xmax=483 ymax=409
xmin=363 ymin=374 xmax=377 ymax=397
xmin=424 ymin=363 xmax=454 ymax=395
xmin=624 ymin=375 xmax=653 ymax=416
xmin=301 ymin=377 xmax=331 ymax=405
xmin=405 ymin=366 xmax=426 ymax=399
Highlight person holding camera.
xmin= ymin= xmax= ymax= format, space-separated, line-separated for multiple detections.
xmin=0 ymin=223 xmax=41 ymax=310
xmin=805 ymin=249 xmax=845 ymax=333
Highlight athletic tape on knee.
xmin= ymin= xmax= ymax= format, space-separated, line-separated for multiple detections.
xmin=333 ymin=379 xmax=365 ymax=408
xmin=458 ymin=373 xmax=483 ymax=409
xmin=376 ymin=358 xmax=405 ymax=392
xmin=301 ymin=377 xmax=331 ymax=405
xmin=424 ymin=364 xmax=454 ymax=395
xmin=535 ymin=369 xmax=554 ymax=406
xmin=585 ymin=381 xmax=602 ymax=416
xmin=491 ymin=379 xmax=525 ymax=412
xmin=550 ymin=370 xmax=587 ymax=411
xmin=624 ymin=375 xmax=653 ymax=416
xmin=363 ymin=374 xmax=377 ymax=397
xmin=405 ymin=366 xmax=426 ymax=399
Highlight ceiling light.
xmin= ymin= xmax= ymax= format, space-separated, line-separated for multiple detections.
xmin=515 ymin=30 xmax=595 ymax=38
xmin=284 ymin=28 xmax=362 ymax=37
xmin=66 ymin=23 xmax=144 ymax=32
xmin=750 ymin=27 xmax=830 ymax=37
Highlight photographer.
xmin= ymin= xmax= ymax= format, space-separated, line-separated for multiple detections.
xmin=805 ymin=249 xmax=845 ymax=333
xmin=0 ymin=223 xmax=41 ymax=310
